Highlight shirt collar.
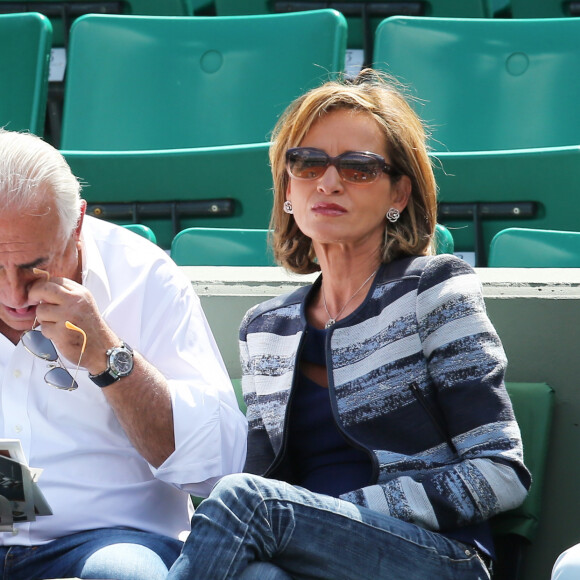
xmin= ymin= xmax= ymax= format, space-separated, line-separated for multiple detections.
xmin=80 ymin=217 xmax=112 ymax=310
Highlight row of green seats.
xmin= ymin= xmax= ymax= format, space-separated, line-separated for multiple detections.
xmin=0 ymin=1 xmax=208 ymax=146
xmin=169 ymin=224 xmax=454 ymax=266
xmin=213 ymin=0 xmax=579 ymax=67
xmin=5 ymin=11 xmax=579 ymax=261
xmin=164 ymin=224 xmax=580 ymax=269
xmin=0 ymin=1 xmax=196 ymax=46
xmin=214 ymin=0 xmax=492 ymax=67
xmin=65 ymin=14 xmax=580 ymax=260
xmin=215 ymin=0 xmax=578 ymax=18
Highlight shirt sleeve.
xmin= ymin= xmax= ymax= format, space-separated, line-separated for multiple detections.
xmin=340 ymin=255 xmax=531 ymax=531
xmin=134 ymin=262 xmax=247 ymax=497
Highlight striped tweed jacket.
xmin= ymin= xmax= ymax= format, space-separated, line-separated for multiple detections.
xmin=239 ymin=254 xmax=531 ymax=533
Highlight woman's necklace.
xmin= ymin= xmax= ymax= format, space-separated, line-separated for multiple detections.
xmin=321 ymin=268 xmax=379 ymax=329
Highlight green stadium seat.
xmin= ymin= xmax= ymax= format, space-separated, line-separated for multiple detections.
xmin=492 ymin=382 xmax=554 ymax=580
xmin=488 ymin=228 xmax=580 ymax=268
xmin=61 ymin=12 xmax=346 ymax=150
xmin=171 ymin=228 xmax=275 ymax=266
xmin=122 ymin=223 xmax=158 ymax=244
xmin=216 ymin=1 xmax=490 ymax=68
xmin=374 ymin=16 xmax=580 ymax=265
xmin=0 ymin=12 xmax=52 ymax=136
xmin=64 ymin=143 xmax=273 ymax=250
xmin=59 ymin=11 xmax=347 ymax=248
xmin=434 ymin=223 xmax=454 ymax=255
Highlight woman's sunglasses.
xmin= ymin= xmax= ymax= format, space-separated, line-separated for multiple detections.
xmin=286 ymin=147 xmax=401 ymax=185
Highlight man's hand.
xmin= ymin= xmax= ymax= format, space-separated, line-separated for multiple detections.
xmin=28 ymin=273 xmax=118 ymax=375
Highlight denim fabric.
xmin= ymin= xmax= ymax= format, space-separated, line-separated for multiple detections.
xmin=238 ymin=562 xmax=293 ymax=580
xmin=0 ymin=527 xmax=182 ymax=580
xmin=552 ymin=543 xmax=580 ymax=579
xmin=167 ymin=474 xmax=491 ymax=580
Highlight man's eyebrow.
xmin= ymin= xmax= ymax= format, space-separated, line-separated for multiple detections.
xmin=18 ymin=257 xmax=48 ymax=270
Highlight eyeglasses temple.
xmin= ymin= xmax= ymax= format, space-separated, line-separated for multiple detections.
xmin=33 ymin=268 xmax=51 ymax=281
xmin=31 ymin=270 xmax=51 ymax=331
xmin=65 ymin=321 xmax=87 ymax=387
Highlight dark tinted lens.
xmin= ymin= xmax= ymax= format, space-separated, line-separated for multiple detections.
xmin=339 ymin=154 xmax=382 ymax=183
xmin=287 ymin=149 xmax=327 ymax=179
xmin=45 ymin=367 xmax=77 ymax=391
xmin=21 ymin=330 xmax=58 ymax=361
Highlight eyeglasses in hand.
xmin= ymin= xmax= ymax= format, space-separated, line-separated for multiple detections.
xmin=21 ymin=321 xmax=87 ymax=391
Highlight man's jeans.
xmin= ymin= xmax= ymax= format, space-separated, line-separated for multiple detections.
xmin=0 ymin=527 xmax=182 ymax=580
xmin=167 ymin=473 xmax=491 ymax=580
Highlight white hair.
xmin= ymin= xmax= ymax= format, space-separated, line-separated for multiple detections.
xmin=0 ymin=129 xmax=82 ymax=237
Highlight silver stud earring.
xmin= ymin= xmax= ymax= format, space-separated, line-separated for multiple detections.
xmin=386 ymin=207 xmax=400 ymax=223
xmin=283 ymin=201 xmax=293 ymax=214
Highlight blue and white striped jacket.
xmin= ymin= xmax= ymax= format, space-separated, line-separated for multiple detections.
xmin=239 ymin=254 xmax=531 ymax=533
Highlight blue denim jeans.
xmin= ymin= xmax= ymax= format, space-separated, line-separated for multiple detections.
xmin=552 ymin=542 xmax=580 ymax=579
xmin=167 ymin=473 xmax=491 ymax=580
xmin=0 ymin=527 xmax=182 ymax=580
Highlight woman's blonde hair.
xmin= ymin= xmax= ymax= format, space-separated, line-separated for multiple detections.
xmin=269 ymin=69 xmax=437 ymax=274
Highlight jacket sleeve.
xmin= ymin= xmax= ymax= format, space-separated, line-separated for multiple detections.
xmin=239 ymin=308 xmax=277 ymax=474
xmin=339 ymin=255 xmax=531 ymax=532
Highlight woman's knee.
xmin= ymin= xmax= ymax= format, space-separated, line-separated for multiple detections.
xmin=552 ymin=544 xmax=580 ymax=580
xmin=210 ymin=472 xmax=276 ymax=502
xmin=238 ymin=561 xmax=293 ymax=580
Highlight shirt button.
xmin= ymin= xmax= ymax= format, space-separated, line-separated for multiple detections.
xmin=14 ymin=425 xmax=22 ymax=433
xmin=13 ymin=369 xmax=21 ymax=378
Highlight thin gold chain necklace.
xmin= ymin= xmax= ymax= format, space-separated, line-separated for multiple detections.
xmin=322 ymin=268 xmax=379 ymax=329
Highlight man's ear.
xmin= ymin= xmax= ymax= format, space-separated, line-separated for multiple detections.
xmin=74 ymin=200 xmax=87 ymax=240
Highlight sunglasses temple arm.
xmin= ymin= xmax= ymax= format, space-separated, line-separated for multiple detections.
xmin=65 ymin=321 xmax=87 ymax=387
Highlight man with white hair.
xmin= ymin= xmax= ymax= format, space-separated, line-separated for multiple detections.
xmin=0 ymin=129 xmax=247 ymax=579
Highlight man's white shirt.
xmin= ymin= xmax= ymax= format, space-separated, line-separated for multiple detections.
xmin=0 ymin=217 xmax=247 ymax=545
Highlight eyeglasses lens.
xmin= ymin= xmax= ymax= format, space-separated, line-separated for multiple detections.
xmin=339 ymin=154 xmax=381 ymax=183
xmin=288 ymin=150 xmax=326 ymax=180
xmin=21 ymin=329 xmax=58 ymax=361
xmin=45 ymin=367 xmax=78 ymax=391
xmin=288 ymin=149 xmax=382 ymax=184
xmin=21 ymin=329 xmax=78 ymax=391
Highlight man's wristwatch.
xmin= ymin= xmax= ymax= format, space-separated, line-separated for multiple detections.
xmin=89 ymin=342 xmax=134 ymax=388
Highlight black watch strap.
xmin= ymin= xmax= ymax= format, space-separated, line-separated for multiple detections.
xmin=89 ymin=369 xmax=120 ymax=388
xmin=89 ymin=342 xmax=134 ymax=388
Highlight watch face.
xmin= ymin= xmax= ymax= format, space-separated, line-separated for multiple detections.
xmin=111 ymin=349 xmax=133 ymax=376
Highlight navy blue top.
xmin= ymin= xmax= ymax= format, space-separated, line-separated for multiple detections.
xmin=287 ymin=324 xmax=372 ymax=497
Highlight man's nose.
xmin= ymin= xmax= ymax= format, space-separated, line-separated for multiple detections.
xmin=1 ymin=271 xmax=33 ymax=308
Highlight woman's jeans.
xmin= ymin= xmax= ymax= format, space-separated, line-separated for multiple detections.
xmin=0 ymin=527 xmax=182 ymax=580
xmin=167 ymin=473 xmax=491 ymax=580
xmin=552 ymin=543 xmax=580 ymax=579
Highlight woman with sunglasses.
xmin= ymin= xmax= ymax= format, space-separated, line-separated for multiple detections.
xmin=168 ymin=70 xmax=530 ymax=580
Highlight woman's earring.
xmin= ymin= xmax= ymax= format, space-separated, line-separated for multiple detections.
xmin=386 ymin=207 xmax=400 ymax=223
xmin=283 ymin=201 xmax=293 ymax=214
